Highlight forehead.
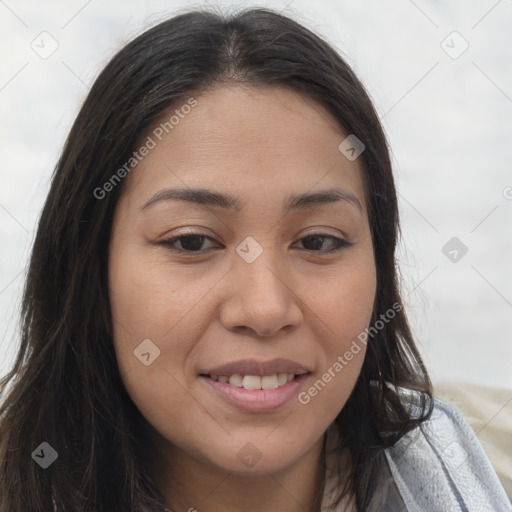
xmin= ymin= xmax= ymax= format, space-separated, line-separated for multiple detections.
xmin=123 ymin=84 xmax=367 ymax=211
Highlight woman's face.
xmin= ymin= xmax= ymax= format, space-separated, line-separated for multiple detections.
xmin=108 ymin=84 xmax=376 ymax=476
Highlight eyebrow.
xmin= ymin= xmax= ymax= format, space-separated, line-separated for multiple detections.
xmin=140 ymin=187 xmax=363 ymax=214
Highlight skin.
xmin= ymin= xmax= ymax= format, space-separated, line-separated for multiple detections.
xmin=108 ymin=84 xmax=376 ymax=512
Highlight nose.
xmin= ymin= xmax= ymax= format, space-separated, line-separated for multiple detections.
xmin=219 ymin=246 xmax=303 ymax=338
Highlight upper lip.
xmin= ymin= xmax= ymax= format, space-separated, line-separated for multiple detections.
xmin=202 ymin=358 xmax=311 ymax=377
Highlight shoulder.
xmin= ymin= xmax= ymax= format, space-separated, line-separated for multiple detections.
xmin=384 ymin=393 xmax=512 ymax=511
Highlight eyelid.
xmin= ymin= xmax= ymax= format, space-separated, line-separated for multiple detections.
xmin=159 ymin=232 xmax=217 ymax=248
xmin=161 ymin=226 xmax=347 ymax=241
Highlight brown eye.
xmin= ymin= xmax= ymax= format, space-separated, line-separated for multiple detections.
xmin=158 ymin=232 xmax=351 ymax=255
xmin=296 ymin=234 xmax=351 ymax=253
xmin=160 ymin=234 xmax=217 ymax=253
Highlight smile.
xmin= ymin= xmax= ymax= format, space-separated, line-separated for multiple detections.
xmin=200 ymin=373 xmax=311 ymax=412
xmin=207 ymin=373 xmax=297 ymax=390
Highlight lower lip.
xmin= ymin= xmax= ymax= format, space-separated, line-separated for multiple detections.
xmin=200 ymin=374 xmax=310 ymax=413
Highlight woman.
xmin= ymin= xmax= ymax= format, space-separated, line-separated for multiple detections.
xmin=0 ymin=6 xmax=509 ymax=512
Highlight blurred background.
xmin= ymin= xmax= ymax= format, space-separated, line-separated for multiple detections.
xmin=0 ymin=0 xmax=511 ymax=443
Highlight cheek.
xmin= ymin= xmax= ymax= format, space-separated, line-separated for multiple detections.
xmin=107 ymin=248 xmax=199 ymax=435
xmin=108 ymin=242 xmax=201 ymax=348
xmin=316 ymin=252 xmax=376 ymax=339
xmin=107 ymin=241 xmax=221 ymax=411
xmin=303 ymin=257 xmax=376 ymax=411
xmin=108 ymin=239 xmax=179 ymax=377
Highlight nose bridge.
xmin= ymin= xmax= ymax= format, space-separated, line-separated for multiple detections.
xmin=221 ymin=234 xmax=302 ymax=335
xmin=235 ymin=234 xmax=288 ymax=299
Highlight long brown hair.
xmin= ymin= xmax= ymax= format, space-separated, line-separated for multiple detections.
xmin=0 ymin=7 xmax=432 ymax=511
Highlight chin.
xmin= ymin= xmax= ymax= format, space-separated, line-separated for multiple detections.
xmin=198 ymin=433 xmax=316 ymax=476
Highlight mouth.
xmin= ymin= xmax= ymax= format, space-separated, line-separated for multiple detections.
xmin=202 ymin=372 xmax=301 ymax=390
xmin=198 ymin=359 xmax=312 ymax=412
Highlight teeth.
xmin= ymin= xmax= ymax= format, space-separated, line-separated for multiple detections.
xmin=261 ymin=375 xmax=278 ymax=389
xmin=243 ymin=375 xmax=261 ymax=390
xmin=211 ymin=373 xmax=297 ymax=389
xmin=229 ymin=374 xmax=243 ymax=387
xmin=277 ymin=373 xmax=288 ymax=386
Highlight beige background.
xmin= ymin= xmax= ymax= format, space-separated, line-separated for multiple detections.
xmin=435 ymin=381 xmax=512 ymax=499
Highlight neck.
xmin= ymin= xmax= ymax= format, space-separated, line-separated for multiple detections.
xmin=150 ymin=432 xmax=327 ymax=512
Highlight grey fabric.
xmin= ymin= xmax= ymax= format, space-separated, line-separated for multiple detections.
xmin=321 ymin=393 xmax=512 ymax=511
xmin=385 ymin=397 xmax=511 ymax=511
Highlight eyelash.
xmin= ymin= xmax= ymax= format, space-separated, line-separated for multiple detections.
xmin=158 ymin=232 xmax=352 ymax=254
